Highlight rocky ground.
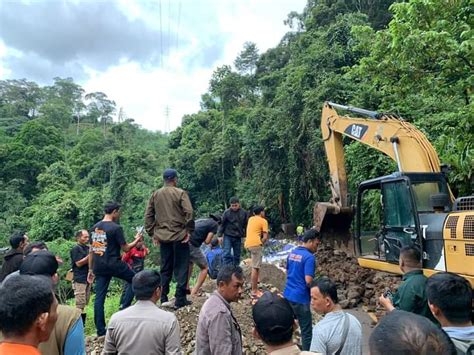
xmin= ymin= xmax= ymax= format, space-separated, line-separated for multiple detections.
xmin=86 ymin=244 xmax=402 ymax=354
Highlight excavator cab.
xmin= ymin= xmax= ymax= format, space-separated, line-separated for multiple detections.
xmin=356 ymin=172 xmax=450 ymax=265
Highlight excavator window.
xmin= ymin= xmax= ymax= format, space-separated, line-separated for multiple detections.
xmin=381 ymin=179 xmax=420 ymax=262
xmin=358 ymin=189 xmax=383 ymax=257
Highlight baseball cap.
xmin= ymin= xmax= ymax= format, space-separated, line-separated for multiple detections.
xmin=20 ymin=250 xmax=58 ymax=277
xmin=163 ymin=168 xmax=178 ymax=181
xmin=302 ymin=228 xmax=321 ymax=242
xmin=252 ymin=292 xmax=295 ymax=339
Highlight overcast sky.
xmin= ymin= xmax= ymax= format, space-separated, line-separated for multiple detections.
xmin=0 ymin=0 xmax=307 ymax=132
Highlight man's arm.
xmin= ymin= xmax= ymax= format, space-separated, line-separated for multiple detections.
xmin=261 ymin=219 xmax=269 ymax=244
xmin=304 ymin=255 xmax=316 ymax=287
xmin=165 ymin=317 xmax=182 ymax=355
xmin=71 ymin=248 xmax=89 ymax=268
xmin=63 ymin=318 xmax=86 ymax=355
xmin=217 ymin=211 xmax=227 ymax=236
xmin=87 ymin=248 xmax=95 ymax=284
xmin=310 ymin=324 xmax=328 ymax=353
xmin=121 ymin=233 xmax=142 ymax=253
xmin=204 ymin=232 xmax=215 ymax=245
xmin=144 ymin=193 xmax=156 ymax=237
xmin=207 ymin=312 xmax=234 ymax=354
xmin=180 ymin=191 xmax=195 ymax=234
xmin=102 ymin=320 xmax=118 ymax=355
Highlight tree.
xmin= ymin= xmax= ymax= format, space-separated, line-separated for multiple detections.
xmin=234 ymin=42 xmax=259 ymax=75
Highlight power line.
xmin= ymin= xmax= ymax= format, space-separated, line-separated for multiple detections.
xmin=176 ymin=1 xmax=181 ymax=52
xmin=159 ymin=0 xmax=163 ymax=67
xmin=168 ymin=0 xmax=171 ymax=57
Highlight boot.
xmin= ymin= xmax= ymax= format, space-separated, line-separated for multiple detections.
xmin=81 ymin=313 xmax=86 ymax=326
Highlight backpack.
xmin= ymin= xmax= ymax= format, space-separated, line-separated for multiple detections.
xmin=208 ymin=251 xmax=223 ymax=280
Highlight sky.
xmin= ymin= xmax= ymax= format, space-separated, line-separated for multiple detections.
xmin=0 ymin=0 xmax=307 ymax=132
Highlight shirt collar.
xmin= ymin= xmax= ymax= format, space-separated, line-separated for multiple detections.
xmin=213 ymin=290 xmax=231 ymax=310
xmin=402 ymin=269 xmax=423 ymax=280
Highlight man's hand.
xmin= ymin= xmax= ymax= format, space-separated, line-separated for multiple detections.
xmin=181 ymin=232 xmax=190 ymax=244
xmin=87 ymin=271 xmax=95 ymax=284
xmin=379 ymin=294 xmax=395 ymax=312
xmin=153 ymin=237 xmax=160 ymax=247
xmin=261 ymin=235 xmax=269 ymax=244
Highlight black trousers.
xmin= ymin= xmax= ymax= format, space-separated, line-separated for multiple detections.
xmin=160 ymin=240 xmax=190 ymax=307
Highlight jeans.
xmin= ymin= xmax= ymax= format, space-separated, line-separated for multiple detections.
xmin=160 ymin=240 xmax=190 ymax=307
xmin=119 ymin=281 xmax=133 ymax=310
xmin=289 ymin=301 xmax=313 ymax=351
xmin=94 ymin=263 xmax=135 ymax=336
xmin=223 ymin=236 xmax=242 ymax=266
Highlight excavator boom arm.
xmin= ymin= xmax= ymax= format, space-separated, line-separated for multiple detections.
xmin=322 ymin=101 xmax=442 ymax=208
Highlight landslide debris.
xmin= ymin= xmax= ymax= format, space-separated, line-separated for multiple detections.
xmin=86 ymin=245 xmax=401 ymax=354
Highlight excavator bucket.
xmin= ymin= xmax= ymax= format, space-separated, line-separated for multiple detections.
xmin=313 ymin=202 xmax=354 ymax=255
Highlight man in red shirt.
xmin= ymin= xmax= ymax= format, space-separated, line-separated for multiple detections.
xmin=0 ymin=275 xmax=58 ymax=355
xmin=119 ymin=239 xmax=149 ymax=309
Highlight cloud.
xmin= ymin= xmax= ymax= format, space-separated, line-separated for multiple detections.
xmin=0 ymin=0 xmax=227 ymax=81
xmin=0 ymin=0 xmax=308 ymax=131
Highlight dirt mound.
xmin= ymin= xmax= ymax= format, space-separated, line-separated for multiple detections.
xmin=86 ymin=247 xmax=401 ymax=354
xmin=316 ymin=245 xmax=401 ymax=314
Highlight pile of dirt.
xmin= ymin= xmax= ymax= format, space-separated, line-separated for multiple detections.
xmin=85 ymin=249 xmax=401 ymax=354
xmin=316 ymin=245 xmax=402 ymax=314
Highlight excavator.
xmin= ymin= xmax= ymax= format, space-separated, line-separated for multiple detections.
xmin=314 ymin=101 xmax=474 ymax=287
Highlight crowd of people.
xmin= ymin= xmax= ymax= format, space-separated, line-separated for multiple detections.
xmin=0 ymin=167 xmax=472 ymax=355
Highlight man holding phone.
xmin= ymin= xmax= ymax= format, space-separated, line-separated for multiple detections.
xmin=88 ymin=201 xmax=143 ymax=336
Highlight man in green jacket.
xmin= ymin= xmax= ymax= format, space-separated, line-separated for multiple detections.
xmin=379 ymin=245 xmax=437 ymax=323
xmin=144 ymin=168 xmax=194 ymax=309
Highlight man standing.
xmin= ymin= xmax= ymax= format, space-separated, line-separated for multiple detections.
xmin=70 ymin=229 xmax=91 ymax=325
xmin=310 ymin=277 xmax=362 ymax=355
xmin=244 ymin=206 xmax=269 ymax=299
xmin=187 ymin=214 xmax=220 ymax=296
xmin=89 ymin=201 xmax=143 ymax=336
xmin=103 ymin=270 xmax=181 ymax=354
xmin=283 ymin=229 xmax=321 ymax=351
xmin=195 ymin=265 xmax=244 ymax=355
xmin=426 ymin=272 xmax=474 ymax=353
xmin=119 ymin=239 xmax=149 ymax=309
xmin=219 ymin=197 xmax=248 ymax=266
xmin=378 ymin=246 xmax=436 ymax=322
xmin=0 ymin=275 xmax=58 ymax=355
xmin=144 ymin=168 xmax=194 ymax=309
xmin=0 ymin=231 xmax=28 ymax=282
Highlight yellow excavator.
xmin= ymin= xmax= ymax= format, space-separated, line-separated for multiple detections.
xmin=314 ymin=102 xmax=474 ymax=286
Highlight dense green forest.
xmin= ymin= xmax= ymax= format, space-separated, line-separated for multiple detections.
xmin=169 ymin=0 xmax=473 ymax=227
xmin=1 ymin=0 xmax=472 ymax=245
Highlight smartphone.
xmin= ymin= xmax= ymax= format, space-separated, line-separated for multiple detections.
xmin=383 ymin=290 xmax=393 ymax=299
xmin=137 ymin=226 xmax=145 ymax=235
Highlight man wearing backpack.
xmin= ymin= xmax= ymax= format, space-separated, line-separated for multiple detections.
xmin=206 ymin=238 xmax=223 ymax=280
xmin=186 ymin=214 xmax=221 ymax=296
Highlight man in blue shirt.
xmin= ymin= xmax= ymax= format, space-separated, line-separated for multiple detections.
xmin=283 ymin=229 xmax=321 ymax=351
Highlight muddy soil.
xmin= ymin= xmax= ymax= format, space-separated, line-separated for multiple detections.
xmin=86 ymin=245 xmax=402 ymax=354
